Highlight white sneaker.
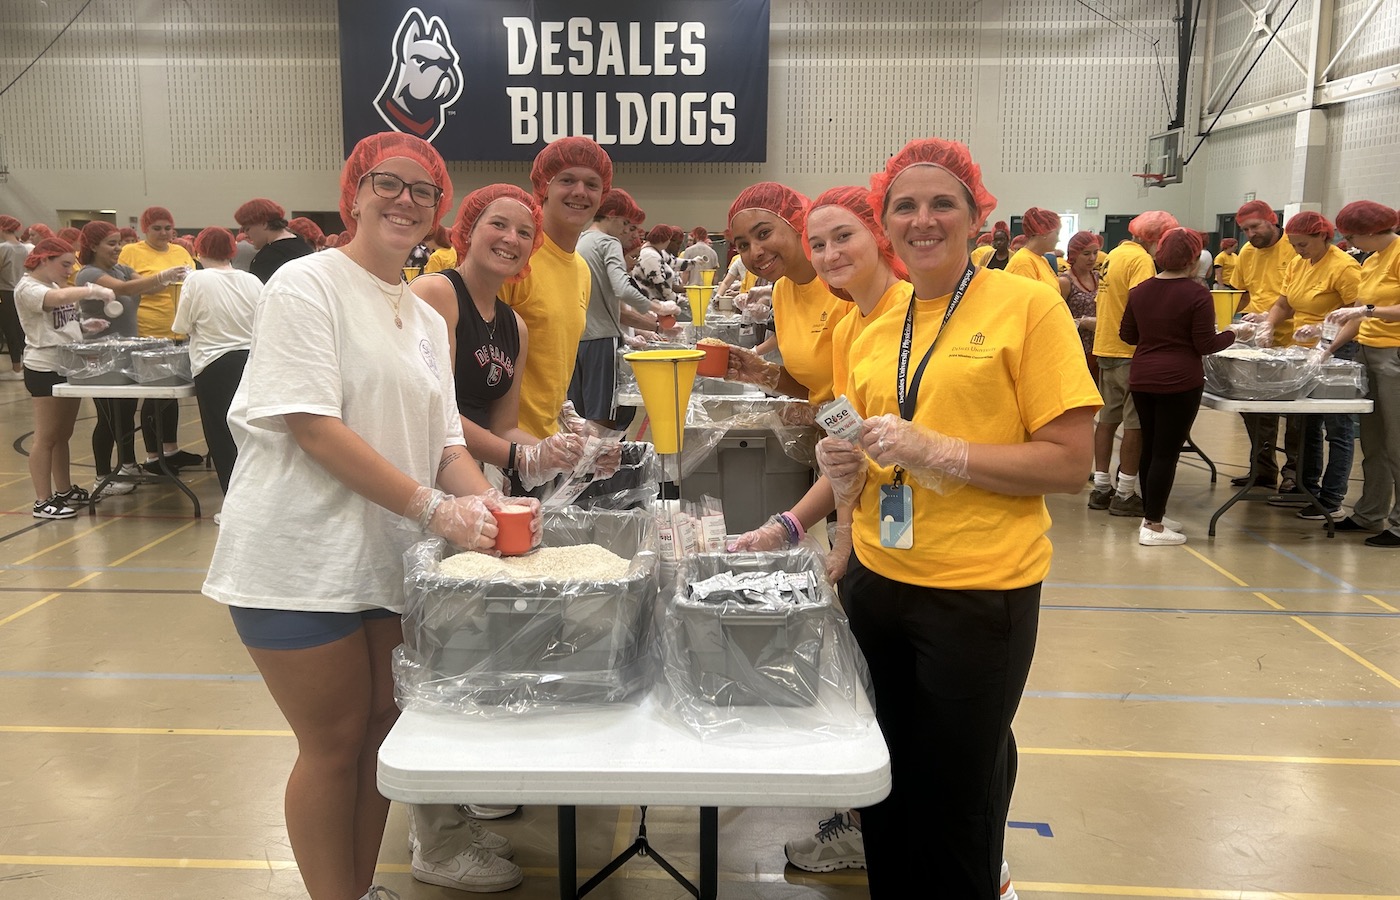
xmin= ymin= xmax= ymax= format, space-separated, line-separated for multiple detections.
xmin=0 ymin=370 xmax=24 ymax=381
xmin=463 ymin=803 xmax=519 ymax=820
xmin=93 ymin=477 xmax=136 ymax=497
xmin=412 ymin=841 xmax=522 ymax=892
xmin=359 ymin=888 xmax=400 ymax=900
xmin=212 ymin=512 xmax=222 ymax=525
xmin=465 ymin=816 xmax=514 ymax=859
xmin=1001 ymin=859 xmax=1018 ymax=900
xmin=1139 ymin=524 xmax=1187 ymax=546
xmin=783 ymin=811 xmax=865 ymax=872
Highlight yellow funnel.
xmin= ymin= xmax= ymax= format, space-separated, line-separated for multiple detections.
xmin=686 ymin=285 xmax=712 ymax=325
xmin=1210 ymin=290 xmax=1245 ymax=331
xmin=701 ymin=269 xmax=716 ymax=286
xmin=624 ymin=349 xmax=704 ymax=454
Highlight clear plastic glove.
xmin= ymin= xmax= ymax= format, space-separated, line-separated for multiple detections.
xmin=825 ymin=524 xmax=853 ymax=583
xmin=654 ymin=300 xmax=681 ymax=317
xmin=406 ymin=486 xmax=498 ymax=551
xmin=816 ymin=436 xmax=868 ymax=508
xmin=1293 ymin=324 xmax=1322 ymax=344
xmin=1327 ymin=306 xmax=1367 ymax=325
xmin=1226 ymin=321 xmax=1258 ymax=342
xmin=83 ymin=282 xmax=117 ymax=302
xmin=479 ymin=488 xmax=543 ymax=549
xmin=623 ymin=333 xmax=648 ymax=349
xmin=725 ymin=343 xmax=782 ymax=391
xmin=727 ymin=517 xmax=790 ymax=552
xmin=777 ymin=402 xmax=817 ymax=427
xmin=1241 ymin=312 xmax=1269 ymax=324
xmin=1253 ymin=324 xmax=1275 ymax=348
xmin=558 ymin=400 xmax=589 ymax=437
xmin=157 ymin=266 xmax=190 ymax=286
xmin=80 ymin=318 xmax=111 ymax=335
xmin=859 ymin=413 xmax=970 ymax=495
xmin=1304 ymin=345 xmax=1330 ymax=367
xmin=518 ymin=432 xmax=586 ymax=490
xmin=590 ymin=441 xmax=623 ymax=479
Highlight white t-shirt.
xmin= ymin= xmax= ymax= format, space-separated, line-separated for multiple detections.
xmin=14 ymin=274 xmax=82 ymax=372
xmin=202 ymin=250 xmax=466 ymax=613
xmin=1197 ymin=248 xmax=1214 ymax=282
xmin=172 ymin=266 xmax=262 ymax=375
xmin=679 ymin=241 xmax=720 ymax=285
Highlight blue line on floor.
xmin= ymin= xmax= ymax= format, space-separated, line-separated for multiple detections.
xmin=1008 ymin=821 xmax=1054 ymax=837
xmin=1042 ymin=604 xmax=1400 ymax=618
xmin=0 ymin=670 xmax=261 ymax=682
xmin=1242 ymin=529 xmax=1364 ymax=591
xmin=1046 ymin=581 xmax=1397 ymax=596
xmin=1023 ymin=690 xmax=1400 ymax=709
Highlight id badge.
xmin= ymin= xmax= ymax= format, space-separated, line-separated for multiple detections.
xmin=879 ymin=483 xmax=914 ymax=549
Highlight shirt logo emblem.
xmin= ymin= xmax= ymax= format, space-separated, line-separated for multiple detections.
xmin=970 ymin=332 xmax=985 ymax=345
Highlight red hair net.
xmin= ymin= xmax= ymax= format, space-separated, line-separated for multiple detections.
xmin=78 ymin=221 xmax=119 ymax=265
xmin=1010 ymin=235 xmax=1027 ymax=251
xmin=57 ymin=227 xmax=80 ymax=245
xmin=140 ymin=207 xmax=173 ymax=231
xmin=119 ymin=227 xmax=138 ymax=242
xmin=340 ymin=132 xmax=452 ymax=240
xmin=807 ymin=185 xmax=909 ymax=282
xmin=324 ymin=233 xmax=341 ymax=248
xmin=1128 ymin=210 xmax=1179 ymax=242
xmin=992 ymin=220 xmax=1009 ymax=236
xmin=689 ymin=226 xmax=708 ymax=243
xmin=1335 ymin=200 xmax=1398 ymax=236
xmin=727 ymin=182 xmax=810 ymax=239
xmin=529 ymin=136 xmax=613 ymax=202
xmin=1153 ymin=227 xmax=1203 ymax=272
xmin=0 ymin=215 xmax=21 ymax=234
xmin=597 ymin=188 xmax=641 ymax=221
xmin=235 ymin=198 xmax=286 ymax=228
xmin=1067 ymin=230 xmax=1101 ymax=257
xmin=1235 ymin=200 xmax=1277 ymax=226
xmin=450 ymin=184 xmax=544 ymax=285
xmin=646 ymin=224 xmax=674 ymax=244
xmin=975 ymin=232 xmax=994 ymax=246
xmin=29 ymin=224 xmax=54 ymax=240
xmin=1284 ymin=211 xmax=1333 ymax=238
xmin=289 ymin=217 xmax=325 ymax=247
xmin=869 ymin=137 xmax=998 ymax=229
xmin=1021 ymin=208 xmax=1061 ymax=237
xmin=1219 ymin=237 xmax=1237 ymax=251
xmin=194 ymin=226 xmax=237 ymax=261
xmin=25 ymin=237 xmax=74 ymax=269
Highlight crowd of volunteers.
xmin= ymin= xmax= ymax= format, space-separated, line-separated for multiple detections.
xmin=5 ymin=127 xmax=1399 ymax=900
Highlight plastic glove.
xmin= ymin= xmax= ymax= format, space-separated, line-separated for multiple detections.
xmin=1226 ymin=321 xmax=1258 ymax=342
xmin=824 ymin=524 xmax=853 ymax=583
xmin=479 ymin=488 xmax=543 ymax=549
xmin=1293 ymin=324 xmax=1322 ymax=344
xmin=1327 ymin=306 xmax=1367 ymax=325
xmin=859 ymin=413 xmax=970 ymax=495
xmin=157 ymin=266 xmax=190 ymax=286
xmin=406 ymin=486 xmax=498 ymax=550
xmin=83 ymin=282 xmax=117 ymax=302
xmin=518 ymin=432 xmax=586 ymax=490
xmin=725 ymin=343 xmax=782 ymax=391
xmin=816 ymin=436 xmax=868 ymax=508
xmin=623 ymin=333 xmax=648 ymax=349
xmin=776 ymin=402 xmax=817 ymax=427
xmin=558 ymin=400 xmax=589 ymax=437
xmin=727 ymin=517 xmax=790 ymax=552
xmin=80 ymin=318 xmax=111 ymax=335
xmin=1241 ymin=312 xmax=1269 ymax=324
xmin=590 ymin=441 xmax=623 ymax=479
xmin=1253 ymin=324 xmax=1274 ymax=348
xmin=654 ymin=300 xmax=681 ymax=317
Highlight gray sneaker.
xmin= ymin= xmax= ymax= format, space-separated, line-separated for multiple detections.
xmin=1087 ymin=487 xmax=1114 ymax=510
xmin=784 ymin=811 xmax=865 ymax=872
xmin=1109 ymin=493 xmax=1145 ymax=517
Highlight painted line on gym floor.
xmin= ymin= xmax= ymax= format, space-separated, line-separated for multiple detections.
xmin=1046 ymin=581 xmax=1400 ymax=597
xmin=0 ymin=564 xmax=208 ymax=573
xmin=0 ymin=521 xmax=48 ymax=544
xmin=1364 ymin=594 xmax=1400 ymax=613
xmin=0 ymin=670 xmax=261 ymax=682
xmin=1042 ymin=604 xmax=1400 ymax=618
xmin=1020 ymin=746 xmax=1400 ymax=767
xmin=1243 ymin=529 xmax=1366 ymax=592
xmin=1022 ymin=690 xmax=1400 ymax=709
xmin=0 ymin=586 xmax=204 ymax=594
xmin=1183 ymin=546 xmax=1400 ymax=692
xmin=1014 ymin=883 xmax=1400 ymax=899
xmin=0 ymin=594 xmax=62 ymax=628
xmin=0 ymin=725 xmax=293 ymax=736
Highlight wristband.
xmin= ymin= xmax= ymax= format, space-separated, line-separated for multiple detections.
xmin=780 ymin=511 xmax=806 ymax=543
xmin=417 ymin=489 xmax=447 ymax=531
xmin=506 ymin=442 xmax=518 ymax=476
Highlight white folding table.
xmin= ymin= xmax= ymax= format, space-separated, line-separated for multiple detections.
xmin=52 ymin=382 xmax=203 ymax=517
xmin=378 ymin=689 xmax=889 ymax=899
xmin=1200 ymin=392 xmax=1373 ymax=536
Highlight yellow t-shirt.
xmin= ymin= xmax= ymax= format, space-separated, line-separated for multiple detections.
xmin=1004 ymin=247 xmax=1061 ymax=292
xmin=1234 ymin=237 xmax=1299 ymax=344
xmin=831 ymin=280 xmax=911 ymax=402
xmin=739 ymin=269 xmax=759 ymax=293
xmin=1358 ymin=238 xmax=1400 ymax=349
xmin=1280 ymin=245 xmax=1360 ymax=343
xmin=970 ymin=245 xmax=993 ymax=267
xmin=1213 ymin=250 xmax=1239 ymax=288
xmin=1093 ymin=240 xmax=1155 ymax=359
xmin=845 ymin=268 xmax=1102 ymax=590
xmin=424 ymin=247 xmax=457 ymax=275
xmin=771 ymin=275 xmax=853 ymax=406
xmin=1095 ymin=249 xmax=1110 ymax=279
xmin=117 ymin=240 xmax=195 ymax=339
xmin=501 ymin=234 xmax=591 ymax=438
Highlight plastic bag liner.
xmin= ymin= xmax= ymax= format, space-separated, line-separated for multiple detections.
xmin=657 ymin=543 xmax=876 ymax=741
xmin=1204 ymin=346 xmax=1322 ymax=400
xmin=645 ymin=393 xmax=820 ymax=482
xmin=130 ymin=346 xmax=193 ymax=385
xmin=1308 ymin=358 xmax=1368 ymax=399
xmin=567 ymin=442 xmax=661 ymax=511
xmin=394 ymin=508 xmax=659 ymax=715
xmin=57 ymin=337 xmax=167 ymax=385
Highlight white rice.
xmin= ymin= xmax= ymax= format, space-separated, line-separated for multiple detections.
xmin=438 ymin=543 xmax=631 ymax=582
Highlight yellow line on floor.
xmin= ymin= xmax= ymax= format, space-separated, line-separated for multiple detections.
xmin=0 ymin=725 xmax=293 ymax=736
xmin=0 ymin=854 xmax=299 ymax=870
xmin=1018 ymin=882 xmax=1400 ymax=899
xmin=1021 ymin=746 xmax=1400 ymax=766
xmin=1363 ymin=593 xmax=1399 ymax=613
xmin=68 ymin=520 xmax=198 ymax=588
xmin=0 ymin=593 xmax=61 ymax=628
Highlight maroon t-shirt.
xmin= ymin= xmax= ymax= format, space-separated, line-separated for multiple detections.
xmin=1119 ymin=276 xmax=1235 ymax=392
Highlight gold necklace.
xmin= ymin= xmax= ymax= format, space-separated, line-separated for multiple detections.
xmin=364 ymin=268 xmax=406 ymax=329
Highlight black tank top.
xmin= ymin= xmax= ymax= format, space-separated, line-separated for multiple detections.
xmin=441 ymin=269 xmax=521 ymax=430
xmin=984 ymin=250 xmax=1009 ymax=270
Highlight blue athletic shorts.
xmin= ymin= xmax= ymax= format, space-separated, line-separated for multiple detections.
xmin=228 ymin=605 xmax=401 ymax=650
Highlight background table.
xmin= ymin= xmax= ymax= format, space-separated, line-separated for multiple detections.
xmin=379 ymin=690 xmax=890 ymax=899
xmin=1200 ymin=392 xmax=1373 ymax=536
xmin=52 ymin=382 xmax=203 ymax=517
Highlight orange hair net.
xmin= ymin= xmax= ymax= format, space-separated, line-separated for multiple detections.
xmin=0 ymin=215 xmax=21 ymax=234
xmin=1335 ymin=201 xmax=1397 ymax=236
xmin=1021 ymin=208 xmax=1061 ymax=237
xmin=1128 ymin=210 xmax=1179 ymax=242
xmin=340 ymin=132 xmax=452 ymax=240
xmin=450 ymin=184 xmax=544 ymax=284
xmin=1010 ymin=235 xmax=1027 ymax=251
xmin=597 ymin=188 xmax=641 ymax=221
xmin=1284 ymin=211 xmax=1333 ymax=238
xmin=29 ymin=224 xmax=55 ymax=241
xmin=528 ymin=136 xmax=613 ymax=202
xmin=645 ymin=224 xmax=674 ymax=244
xmin=78 ymin=221 xmax=119 ymax=265
xmin=1067 ymin=230 xmax=1101 ymax=257
xmin=235 ymin=198 xmax=286 ymax=228
xmin=1219 ymin=237 xmax=1237 ymax=251
xmin=869 ymin=137 xmax=998 ymax=229
xmin=288 ymin=217 xmax=325 ymax=247
xmin=119 ymin=227 xmax=138 ymax=242
xmin=25 ymin=237 xmax=74 ymax=269
xmin=689 ymin=226 xmax=709 ymax=243
xmin=194 ymin=226 xmax=237 ymax=261
xmin=975 ymin=233 xmax=994 ymax=246
xmin=1153 ymin=227 xmax=1202 ymax=272
xmin=139 ymin=207 xmax=173 ymax=231
xmin=807 ymin=185 xmax=909 ymax=282
xmin=1235 ymin=200 xmax=1276 ymax=226
xmin=57 ymin=227 xmax=80 ymax=245
xmin=727 ymin=182 xmax=810 ymax=239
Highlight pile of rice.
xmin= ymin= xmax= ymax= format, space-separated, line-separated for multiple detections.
xmin=438 ymin=544 xmax=631 ymax=582
xmin=1215 ymin=347 xmax=1274 ymax=360
xmin=697 ymin=337 xmax=728 ymax=346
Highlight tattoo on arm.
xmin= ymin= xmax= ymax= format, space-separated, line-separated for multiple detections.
xmin=438 ymin=449 xmax=463 ymax=473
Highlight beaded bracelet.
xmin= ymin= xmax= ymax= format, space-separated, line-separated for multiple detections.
xmin=417 ymin=489 xmax=447 ymax=531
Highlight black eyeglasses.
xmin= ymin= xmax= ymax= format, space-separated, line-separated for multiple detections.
xmin=361 ymin=171 xmax=444 ymax=208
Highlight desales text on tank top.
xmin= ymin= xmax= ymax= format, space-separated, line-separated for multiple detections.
xmin=502 ymin=18 xmax=736 ymax=146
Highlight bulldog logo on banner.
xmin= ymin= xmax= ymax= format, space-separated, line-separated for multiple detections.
xmin=373 ymin=7 xmax=465 ymax=141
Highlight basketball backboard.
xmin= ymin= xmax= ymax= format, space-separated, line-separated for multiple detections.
xmin=1142 ymin=128 xmax=1184 ymax=186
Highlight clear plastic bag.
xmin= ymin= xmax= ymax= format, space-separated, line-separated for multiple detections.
xmin=130 ymin=346 xmax=193 ymax=385
xmin=566 ymin=442 xmax=662 ymax=511
xmin=1204 ymin=346 xmax=1321 ymax=400
xmin=393 ymin=508 xmax=659 ymax=715
xmin=57 ymin=337 xmax=166 ymax=385
xmin=1308 ymin=357 xmax=1369 ymax=399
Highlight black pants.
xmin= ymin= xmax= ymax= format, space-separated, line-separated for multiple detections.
xmin=92 ymin=397 xmax=139 ymax=475
xmin=843 ymin=557 xmax=1040 ymax=899
xmin=194 ymin=350 xmax=247 ymax=494
xmin=140 ymin=398 xmax=180 ymax=455
xmin=0 ymin=289 xmax=23 ymax=365
xmin=1133 ymin=387 xmax=1202 ymax=523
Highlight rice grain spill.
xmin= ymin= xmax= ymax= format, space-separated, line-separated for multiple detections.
xmin=439 ymin=543 xmax=631 ymax=581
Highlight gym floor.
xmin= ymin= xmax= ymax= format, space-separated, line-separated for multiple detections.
xmin=2 ymin=385 xmax=1397 ymax=900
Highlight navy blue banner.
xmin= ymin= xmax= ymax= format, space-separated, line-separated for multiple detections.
xmin=337 ymin=0 xmax=770 ymax=163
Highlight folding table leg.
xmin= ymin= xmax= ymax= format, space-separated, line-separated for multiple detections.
xmin=557 ymin=805 xmax=577 ymax=900
xmin=699 ymin=807 xmax=718 ymax=900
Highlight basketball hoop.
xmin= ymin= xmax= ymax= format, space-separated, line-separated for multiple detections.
xmin=1133 ymin=173 xmax=1166 ymax=188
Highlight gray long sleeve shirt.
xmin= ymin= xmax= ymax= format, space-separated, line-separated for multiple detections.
xmin=577 ymin=229 xmax=653 ymax=341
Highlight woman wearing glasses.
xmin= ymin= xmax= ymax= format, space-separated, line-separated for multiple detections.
xmin=203 ymin=133 xmax=538 ymax=900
